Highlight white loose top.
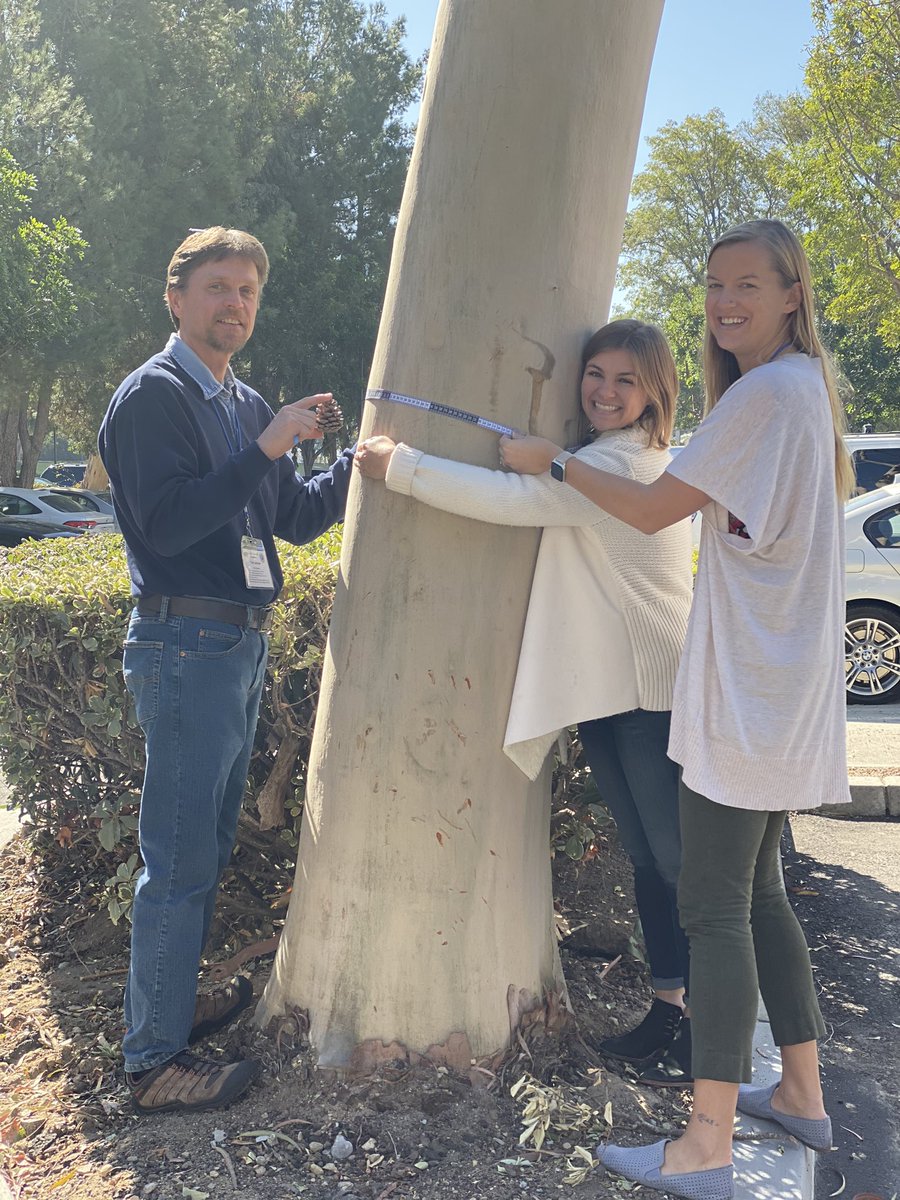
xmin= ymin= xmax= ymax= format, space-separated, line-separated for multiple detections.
xmin=385 ymin=426 xmax=694 ymax=779
xmin=666 ymin=353 xmax=850 ymax=811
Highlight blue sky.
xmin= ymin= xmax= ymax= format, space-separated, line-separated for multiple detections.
xmin=380 ymin=1 xmax=817 ymax=169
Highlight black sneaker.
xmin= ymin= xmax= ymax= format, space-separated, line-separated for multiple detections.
xmin=638 ymin=1017 xmax=693 ymax=1088
xmin=598 ymin=997 xmax=683 ymax=1064
xmin=127 ymin=1051 xmax=260 ymax=1114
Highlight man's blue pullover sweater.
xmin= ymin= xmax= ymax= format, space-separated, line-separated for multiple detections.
xmin=99 ymin=344 xmax=352 ymax=604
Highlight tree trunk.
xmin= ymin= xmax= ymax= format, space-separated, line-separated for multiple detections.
xmin=0 ymin=357 xmax=26 ymax=486
xmin=258 ymin=0 xmax=663 ymax=1072
xmin=0 ymin=396 xmax=19 ymax=487
xmin=17 ymin=372 xmax=54 ymax=486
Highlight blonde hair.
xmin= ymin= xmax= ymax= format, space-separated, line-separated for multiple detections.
xmin=703 ymin=220 xmax=854 ymax=501
xmin=580 ymin=319 xmax=678 ymax=450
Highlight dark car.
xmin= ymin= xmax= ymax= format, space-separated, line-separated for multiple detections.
xmin=39 ymin=463 xmax=87 ymax=487
xmin=0 ymin=516 xmax=84 ymax=547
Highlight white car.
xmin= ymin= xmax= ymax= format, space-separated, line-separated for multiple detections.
xmin=0 ymin=486 xmax=116 ymax=533
xmin=32 ymin=482 xmax=116 ymax=518
xmin=844 ymin=482 xmax=900 ymax=703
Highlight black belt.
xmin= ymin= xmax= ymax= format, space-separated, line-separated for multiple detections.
xmin=136 ymin=594 xmax=274 ymax=633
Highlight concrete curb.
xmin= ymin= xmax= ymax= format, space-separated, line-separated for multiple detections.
xmin=826 ymin=775 xmax=900 ymax=819
xmin=733 ymin=1000 xmax=816 ymax=1200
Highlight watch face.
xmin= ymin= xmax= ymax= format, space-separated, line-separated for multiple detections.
xmin=550 ymin=458 xmax=565 ymax=481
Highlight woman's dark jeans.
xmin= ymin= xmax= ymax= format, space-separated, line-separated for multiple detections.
xmin=578 ymin=709 xmax=689 ymax=993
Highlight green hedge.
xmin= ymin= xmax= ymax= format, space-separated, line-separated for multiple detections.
xmin=0 ymin=529 xmax=611 ymax=923
xmin=0 ymin=530 xmax=342 ymax=915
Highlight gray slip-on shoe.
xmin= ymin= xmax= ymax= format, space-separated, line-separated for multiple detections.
xmin=736 ymin=1082 xmax=833 ymax=1152
xmin=597 ymin=1139 xmax=734 ymax=1200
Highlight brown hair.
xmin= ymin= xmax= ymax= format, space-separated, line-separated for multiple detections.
xmin=703 ymin=219 xmax=853 ymax=501
xmin=164 ymin=227 xmax=269 ymax=326
xmin=580 ymin=319 xmax=678 ymax=450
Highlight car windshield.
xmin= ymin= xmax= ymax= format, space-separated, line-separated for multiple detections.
xmin=37 ymin=492 xmax=99 ymax=513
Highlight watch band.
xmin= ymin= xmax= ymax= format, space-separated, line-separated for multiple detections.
xmin=550 ymin=451 xmax=573 ymax=482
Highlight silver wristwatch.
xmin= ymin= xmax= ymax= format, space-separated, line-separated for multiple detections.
xmin=550 ymin=451 xmax=573 ymax=482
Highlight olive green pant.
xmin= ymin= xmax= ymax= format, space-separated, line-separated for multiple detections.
xmin=677 ymin=783 xmax=826 ymax=1083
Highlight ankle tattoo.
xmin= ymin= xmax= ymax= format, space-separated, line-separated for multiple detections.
xmin=696 ymin=1112 xmax=719 ymax=1127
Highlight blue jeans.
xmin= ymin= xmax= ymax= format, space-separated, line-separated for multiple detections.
xmin=122 ymin=604 xmax=268 ymax=1071
xmin=578 ymin=709 xmax=689 ymax=993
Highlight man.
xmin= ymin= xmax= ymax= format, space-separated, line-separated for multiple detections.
xmin=99 ymin=227 xmax=352 ymax=1114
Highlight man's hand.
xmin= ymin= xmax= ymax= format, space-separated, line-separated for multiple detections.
xmin=499 ymin=434 xmax=561 ymax=474
xmin=354 ymin=436 xmax=397 ymax=480
xmin=257 ymin=394 xmax=333 ymax=460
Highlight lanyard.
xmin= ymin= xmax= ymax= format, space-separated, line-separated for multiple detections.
xmin=210 ymin=387 xmax=252 ymax=536
xmin=210 ymin=386 xmax=243 ymax=455
xmin=768 ymin=340 xmax=794 ymax=362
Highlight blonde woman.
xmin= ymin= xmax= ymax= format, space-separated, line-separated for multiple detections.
xmin=501 ymin=221 xmax=851 ymax=1200
xmin=356 ymin=321 xmax=694 ymax=1075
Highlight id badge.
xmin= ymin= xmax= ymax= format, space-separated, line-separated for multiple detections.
xmin=241 ymin=536 xmax=275 ymax=590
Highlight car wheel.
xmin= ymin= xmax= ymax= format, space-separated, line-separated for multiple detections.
xmin=845 ymin=603 xmax=900 ymax=704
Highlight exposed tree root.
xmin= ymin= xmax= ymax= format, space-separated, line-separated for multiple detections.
xmin=264 ymin=987 xmax=577 ymax=1086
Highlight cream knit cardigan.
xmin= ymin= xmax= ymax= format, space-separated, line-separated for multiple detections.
xmin=385 ymin=425 xmax=694 ymax=779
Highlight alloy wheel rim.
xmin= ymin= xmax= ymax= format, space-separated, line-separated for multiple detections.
xmin=845 ymin=616 xmax=900 ymax=698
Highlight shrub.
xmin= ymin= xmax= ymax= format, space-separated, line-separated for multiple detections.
xmin=0 ymin=530 xmax=342 ymax=915
xmin=0 ymin=528 xmax=611 ymax=923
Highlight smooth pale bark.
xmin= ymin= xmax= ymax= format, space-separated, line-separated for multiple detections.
xmin=258 ymin=0 xmax=664 ymax=1071
xmin=82 ymin=451 xmax=109 ymax=492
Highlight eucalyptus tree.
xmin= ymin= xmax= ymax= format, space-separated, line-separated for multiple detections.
xmin=259 ymin=0 xmax=664 ymax=1071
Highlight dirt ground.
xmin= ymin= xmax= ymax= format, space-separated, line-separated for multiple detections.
xmin=0 ymin=824 xmax=691 ymax=1200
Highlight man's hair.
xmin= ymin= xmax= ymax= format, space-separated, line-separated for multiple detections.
xmin=164 ymin=227 xmax=270 ymax=326
xmin=579 ymin=319 xmax=679 ymax=450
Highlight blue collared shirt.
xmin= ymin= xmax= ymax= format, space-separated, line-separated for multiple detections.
xmin=165 ymin=333 xmax=236 ymax=400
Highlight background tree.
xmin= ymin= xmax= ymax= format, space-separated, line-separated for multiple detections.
xmin=0 ymin=148 xmax=85 ymax=484
xmin=616 ymin=83 xmax=900 ymax=432
xmin=0 ymin=0 xmax=420 ymax=473
xmin=617 ymin=109 xmax=789 ymax=425
xmin=237 ymin=0 xmax=422 ymax=456
xmin=793 ymin=0 xmax=900 ymax=349
xmin=0 ymin=0 xmax=90 ymax=484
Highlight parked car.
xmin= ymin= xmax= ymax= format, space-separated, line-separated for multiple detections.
xmin=32 ymin=484 xmax=116 ymax=518
xmin=844 ymin=481 xmax=900 ymax=703
xmin=0 ymin=487 xmax=115 ymax=532
xmin=0 ymin=515 xmax=84 ymax=547
xmin=39 ymin=462 xmax=87 ymax=486
xmin=675 ymin=433 xmax=900 ymax=551
xmin=846 ymin=433 xmax=900 ymax=496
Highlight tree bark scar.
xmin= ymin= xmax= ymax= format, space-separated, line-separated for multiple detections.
xmin=516 ymin=331 xmax=556 ymax=434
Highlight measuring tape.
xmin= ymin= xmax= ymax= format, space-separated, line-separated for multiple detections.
xmin=365 ymin=387 xmax=518 ymax=437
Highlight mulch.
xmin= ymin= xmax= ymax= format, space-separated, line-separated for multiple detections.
xmin=0 ymin=823 xmax=692 ymax=1200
